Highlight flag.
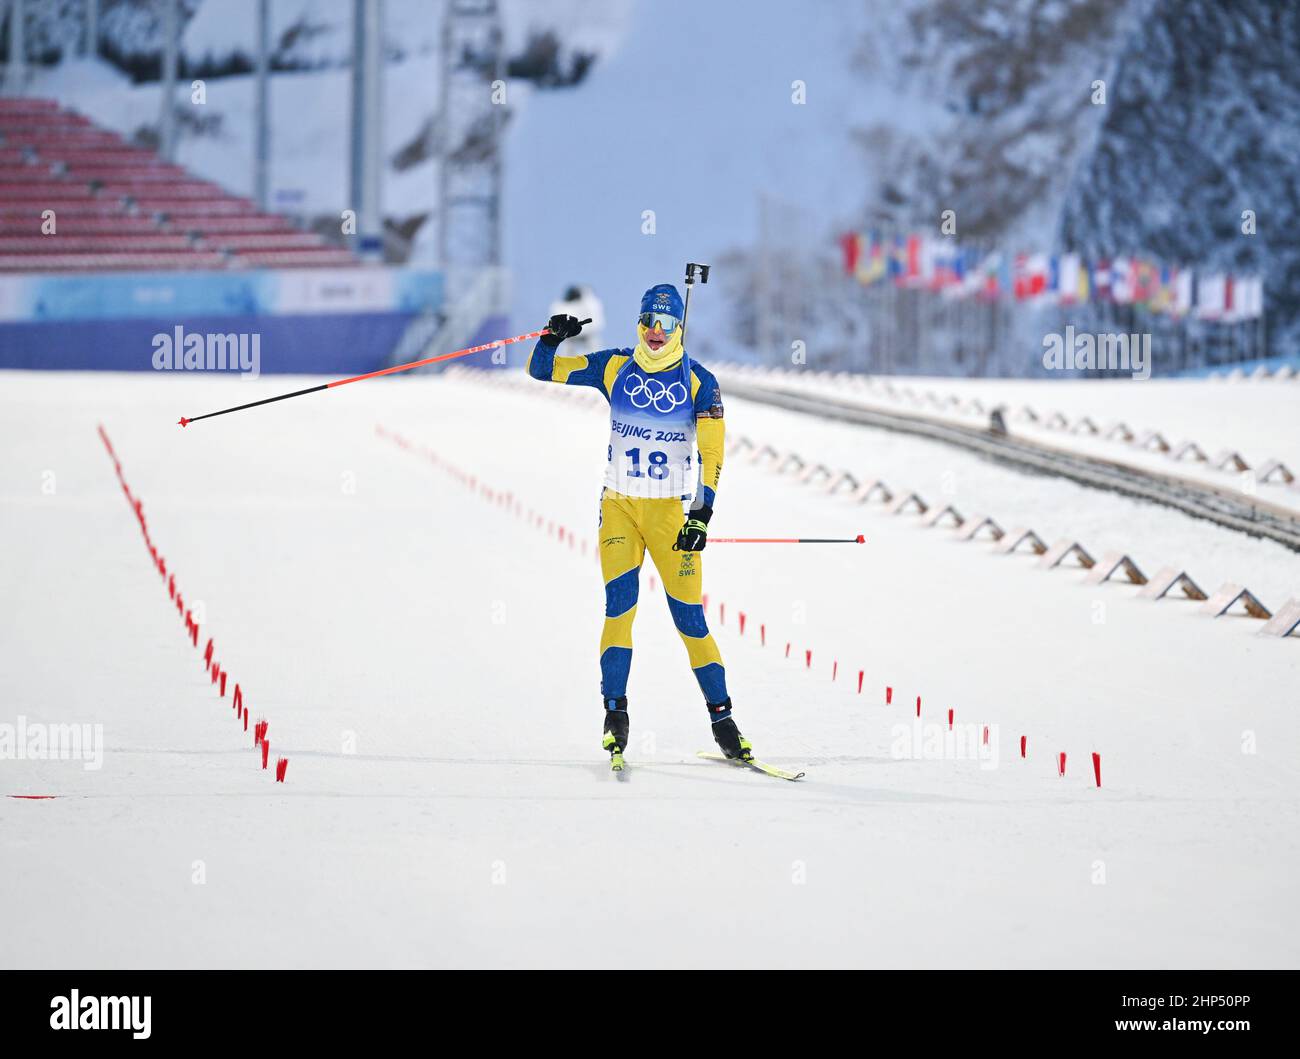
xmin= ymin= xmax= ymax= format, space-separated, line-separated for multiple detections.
xmin=857 ymin=231 xmax=886 ymax=285
xmin=976 ymin=251 xmax=1001 ymax=300
xmin=1173 ymin=269 xmax=1194 ymax=317
xmin=1151 ymin=265 xmax=1172 ymax=313
xmin=1196 ymin=274 xmax=1225 ymax=320
xmin=1094 ymin=258 xmax=1112 ymax=303
xmin=1057 ymin=254 xmax=1080 ymax=306
xmin=840 ymin=232 xmax=861 ymax=277
xmin=903 ymin=234 xmax=922 ymax=286
xmin=1241 ymin=276 xmax=1265 ymax=320
xmin=1111 ymin=257 xmax=1133 ymax=304
xmin=887 ymin=234 xmax=905 ymax=284
xmin=1013 ymin=253 xmax=1029 ymax=300
xmin=1130 ymin=258 xmax=1155 ymax=306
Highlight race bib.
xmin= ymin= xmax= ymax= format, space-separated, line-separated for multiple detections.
xmin=605 ymin=358 xmax=697 ymax=499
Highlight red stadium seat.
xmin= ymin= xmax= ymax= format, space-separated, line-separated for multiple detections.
xmin=0 ymin=235 xmax=196 ymax=253
xmin=0 ymin=99 xmax=357 ymax=270
xmin=179 ymin=216 xmax=295 ymax=234
xmin=0 ymin=182 xmax=95 ymax=199
xmin=0 ymin=215 xmax=165 ymax=235
xmin=205 ymin=233 xmax=328 ymax=251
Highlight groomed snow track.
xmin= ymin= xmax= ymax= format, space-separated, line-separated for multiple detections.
xmin=724 ymin=377 xmax=1300 ymax=552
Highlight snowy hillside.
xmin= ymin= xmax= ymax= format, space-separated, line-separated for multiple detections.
xmin=1060 ymin=0 xmax=1300 ymax=358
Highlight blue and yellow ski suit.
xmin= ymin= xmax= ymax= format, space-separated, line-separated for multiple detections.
xmin=526 ymin=339 xmax=732 ymax=715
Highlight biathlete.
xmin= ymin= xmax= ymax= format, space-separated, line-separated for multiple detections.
xmin=527 ymin=283 xmax=753 ymax=767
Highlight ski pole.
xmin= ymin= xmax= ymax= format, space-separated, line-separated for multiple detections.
xmin=709 ymin=535 xmax=866 ymax=544
xmin=177 ymin=319 xmax=591 ymax=427
xmin=680 ymin=261 xmax=709 ymax=348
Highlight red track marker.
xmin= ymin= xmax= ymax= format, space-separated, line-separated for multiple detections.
xmin=785 ymin=642 xmax=791 ymax=659
xmin=857 ymin=670 xmax=864 ymax=694
xmin=261 ymin=740 xmax=270 ymax=769
xmin=804 ymin=649 xmax=812 ymax=669
xmin=916 ymin=695 xmax=921 ymax=718
xmin=982 ymin=725 xmax=989 ymax=745
xmin=1058 ymin=752 xmax=1067 ymax=777
xmin=886 ymin=685 xmax=892 ymax=704
xmin=219 ymin=671 xmax=227 ymax=697
xmin=1020 ymin=735 xmax=1027 ymax=758
xmin=720 ymin=603 xmax=726 ymax=625
xmin=1092 ymin=752 xmax=1101 ymax=788
xmin=275 ymin=758 xmax=288 ymax=782
xmin=760 ymin=624 xmax=766 ymax=646
xmin=832 ymin=660 xmax=838 ymax=681
xmin=738 ymin=612 xmax=747 ymax=635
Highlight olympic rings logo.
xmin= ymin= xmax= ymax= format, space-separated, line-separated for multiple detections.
xmin=624 ymin=375 xmax=689 ymax=412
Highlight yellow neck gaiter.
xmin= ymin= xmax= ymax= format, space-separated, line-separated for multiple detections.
xmin=633 ymin=323 xmax=684 ymax=372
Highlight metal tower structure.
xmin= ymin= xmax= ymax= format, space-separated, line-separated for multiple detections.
xmin=437 ymin=0 xmax=505 ymax=296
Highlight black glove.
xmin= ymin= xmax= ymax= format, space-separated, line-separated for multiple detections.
xmin=540 ymin=313 xmax=584 ymax=348
xmin=674 ymin=504 xmax=712 ymax=552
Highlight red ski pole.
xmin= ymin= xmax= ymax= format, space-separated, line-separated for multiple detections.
xmin=709 ymin=535 xmax=865 ymax=544
xmin=177 ymin=320 xmax=590 ymax=427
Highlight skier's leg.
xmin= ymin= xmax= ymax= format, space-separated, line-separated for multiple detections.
xmin=643 ymin=498 xmax=750 ymax=758
xmin=598 ymin=493 xmax=645 ymax=751
xmin=642 ymin=499 xmax=732 ymax=709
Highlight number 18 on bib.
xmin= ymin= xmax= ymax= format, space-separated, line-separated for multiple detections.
xmin=605 ymin=358 xmax=698 ymax=500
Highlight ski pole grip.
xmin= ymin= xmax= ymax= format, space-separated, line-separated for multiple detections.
xmin=541 ymin=317 xmax=593 ymax=334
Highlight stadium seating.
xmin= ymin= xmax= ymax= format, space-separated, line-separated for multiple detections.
xmin=0 ymin=97 xmax=357 ymax=272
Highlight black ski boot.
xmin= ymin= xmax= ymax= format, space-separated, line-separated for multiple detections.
xmin=708 ymin=699 xmax=753 ymax=761
xmin=602 ymin=696 xmax=629 ymax=771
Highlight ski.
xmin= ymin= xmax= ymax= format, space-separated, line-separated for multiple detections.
xmin=696 ymin=751 xmax=805 ymax=781
xmin=609 ymin=749 xmax=627 ymax=777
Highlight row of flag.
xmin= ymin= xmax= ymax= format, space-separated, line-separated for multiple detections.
xmin=839 ymin=232 xmax=1264 ymax=322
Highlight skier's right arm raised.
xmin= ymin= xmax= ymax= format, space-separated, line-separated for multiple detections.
xmin=526 ymin=313 xmax=620 ymax=394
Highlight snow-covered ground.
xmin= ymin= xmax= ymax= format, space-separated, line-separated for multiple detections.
xmin=2 ymin=368 xmax=1298 ymax=968
xmin=734 ymin=368 xmax=1300 ymax=516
